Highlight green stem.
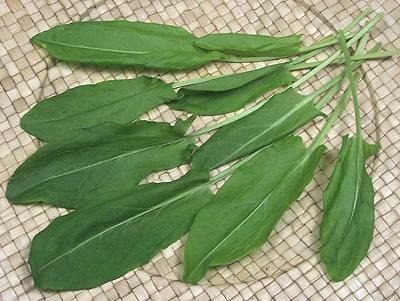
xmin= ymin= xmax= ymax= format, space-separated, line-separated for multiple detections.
xmin=315 ymin=75 xmax=345 ymax=110
xmin=292 ymin=9 xmax=371 ymax=65
xmin=173 ymin=44 xmax=389 ymax=89
xmin=289 ymin=46 xmax=398 ymax=70
xmin=309 ymin=87 xmax=353 ymax=151
xmin=356 ymin=32 xmax=370 ymax=55
xmin=190 ymin=42 xmax=382 ymax=137
xmin=290 ymin=13 xmax=384 ymax=89
xmin=351 ymin=49 xmax=400 ymax=60
xmin=298 ymin=32 xmax=356 ymax=53
xmin=339 ymin=31 xmax=362 ymax=137
xmin=343 ymin=8 xmax=373 ymax=32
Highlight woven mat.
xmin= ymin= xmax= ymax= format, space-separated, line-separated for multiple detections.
xmin=1 ymin=0 xmax=399 ymax=300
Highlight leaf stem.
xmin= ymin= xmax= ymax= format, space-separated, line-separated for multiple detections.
xmin=338 ymin=31 xmax=362 ymax=137
xmin=290 ymin=13 xmax=383 ymax=89
xmin=190 ymin=41 xmax=382 ymax=137
xmin=172 ymin=45 xmax=390 ymax=89
xmin=356 ymin=32 xmax=370 ymax=55
xmin=299 ymin=8 xmax=372 ymax=53
xmin=289 ymin=47 xmax=397 ymax=70
xmin=309 ymin=86 xmax=353 ymax=151
xmin=298 ymin=32 xmax=356 ymax=53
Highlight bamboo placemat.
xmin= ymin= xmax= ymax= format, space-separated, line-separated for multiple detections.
xmin=1 ymin=0 xmax=399 ymax=300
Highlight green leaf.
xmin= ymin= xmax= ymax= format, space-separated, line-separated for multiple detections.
xmin=170 ymin=64 xmax=295 ymax=115
xmin=6 ymin=120 xmax=195 ymax=209
xmin=195 ymin=33 xmax=302 ymax=57
xmin=320 ymin=136 xmax=379 ymax=281
xmin=21 ymin=76 xmax=177 ymax=142
xmin=192 ymin=88 xmax=323 ymax=170
xmin=31 ymin=21 xmax=226 ymax=70
xmin=183 ymin=136 xmax=326 ymax=283
xmin=29 ymin=170 xmax=213 ymax=290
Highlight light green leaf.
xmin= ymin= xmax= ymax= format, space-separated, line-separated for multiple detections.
xmin=320 ymin=135 xmax=379 ymax=281
xmin=31 ymin=21 xmax=226 ymax=70
xmin=29 ymin=171 xmax=213 ymax=290
xmin=192 ymin=88 xmax=323 ymax=170
xmin=170 ymin=64 xmax=295 ymax=115
xmin=6 ymin=119 xmax=195 ymax=209
xmin=183 ymin=136 xmax=326 ymax=283
xmin=195 ymin=33 xmax=302 ymax=57
xmin=21 ymin=76 xmax=177 ymax=142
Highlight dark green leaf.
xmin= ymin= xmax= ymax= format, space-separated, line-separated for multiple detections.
xmin=29 ymin=171 xmax=213 ymax=290
xmin=192 ymin=88 xmax=323 ymax=170
xmin=170 ymin=64 xmax=295 ymax=115
xmin=320 ymin=135 xmax=379 ymax=281
xmin=183 ymin=136 xmax=326 ymax=283
xmin=31 ymin=21 xmax=226 ymax=70
xmin=6 ymin=119 xmax=195 ymax=209
xmin=21 ymin=76 xmax=177 ymax=142
xmin=195 ymin=33 xmax=302 ymax=57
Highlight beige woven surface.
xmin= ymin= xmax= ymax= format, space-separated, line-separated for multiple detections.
xmin=1 ymin=0 xmax=400 ymax=300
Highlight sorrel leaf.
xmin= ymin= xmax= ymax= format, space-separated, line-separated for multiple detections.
xmin=195 ymin=33 xmax=302 ymax=57
xmin=183 ymin=136 xmax=326 ymax=283
xmin=6 ymin=119 xmax=195 ymax=209
xmin=21 ymin=76 xmax=177 ymax=142
xmin=31 ymin=21 xmax=227 ymax=70
xmin=170 ymin=64 xmax=295 ymax=115
xmin=29 ymin=171 xmax=213 ymax=290
xmin=192 ymin=88 xmax=323 ymax=170
xmin=320 ymin=136 xmax=379 ymax=281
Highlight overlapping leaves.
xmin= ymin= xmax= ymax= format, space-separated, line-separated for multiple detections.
xmin=6 ymin=14 xmax=386 ymax=292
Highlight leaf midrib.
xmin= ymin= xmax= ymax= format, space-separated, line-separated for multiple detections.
xmin=36 ymin=38 xmax=149 ymax=54
xmin=36 ymin=38 xmax=205 ymax=56
xmin=342 ymin=138 xmax=364 ymax=237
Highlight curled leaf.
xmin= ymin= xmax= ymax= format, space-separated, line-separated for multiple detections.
xmin=170 ymin=64 xmax=295 ymax=115
xmin=195 ymin=33 xmax=303 ymax=57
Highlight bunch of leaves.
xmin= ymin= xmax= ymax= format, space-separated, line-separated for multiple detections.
xmin=6 ymin=9 xmax=400 ymax=291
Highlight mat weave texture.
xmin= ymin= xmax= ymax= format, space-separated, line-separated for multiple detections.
xmin=1 ymin=0 xmax=400 ymax=300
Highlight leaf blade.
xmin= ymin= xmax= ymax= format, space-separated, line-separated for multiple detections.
xmin=29 ymin=171 xmax=213 ymax=290
xmin=32 ymin=21 xmax=226 ymax=70
xmin=183 ymin=136 xmax=326 ymax=283
xmin=320 ymin=136 xmax=378 ymax=281
xmin=192 ymin=88 xmax=323 ymax=170
xmin=21 ymin=76 xmax=177 ymax=141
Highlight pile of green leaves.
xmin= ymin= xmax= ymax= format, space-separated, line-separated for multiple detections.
xmin=6 ymin=9 xmax=400 ymax=290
